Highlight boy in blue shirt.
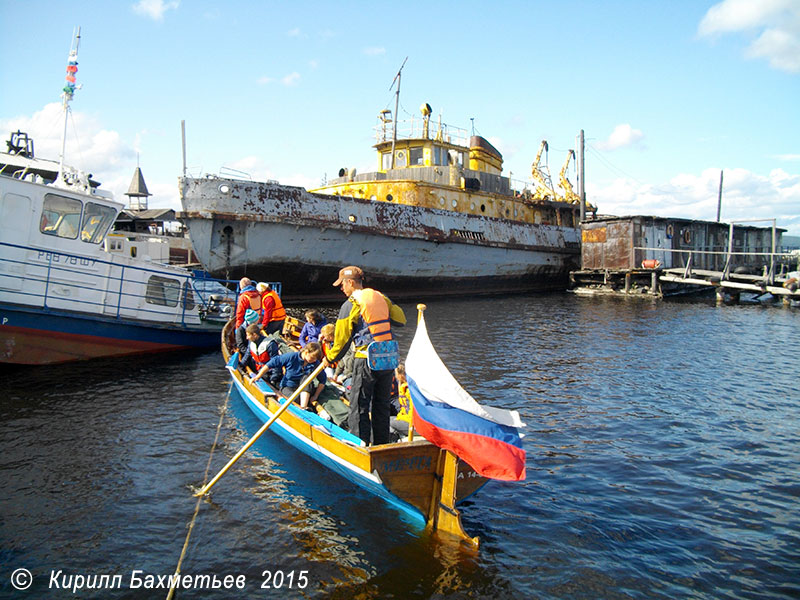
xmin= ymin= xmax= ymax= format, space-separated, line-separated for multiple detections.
xmin=264 ymin=342 xmax=327 ymax=413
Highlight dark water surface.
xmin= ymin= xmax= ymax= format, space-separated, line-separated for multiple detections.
xmin=1 ymin=294 xmax=798 ymax=599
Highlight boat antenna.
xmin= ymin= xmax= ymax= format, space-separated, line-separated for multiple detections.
xmin=389 ymin=56 xmax=408 ymax=170
xmin=57 ymin=26 xmax=82 ymax=185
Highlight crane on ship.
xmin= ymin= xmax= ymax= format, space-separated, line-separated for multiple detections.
xmin=558 ymin=149 xmax=581 ymax=204
xmin=530 ymin=140 xmax=559 ymax=202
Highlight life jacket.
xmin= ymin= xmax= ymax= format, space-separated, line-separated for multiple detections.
xmin=263 ymin=289 xmax=286 ymax=322
xmin=249 ymin=335 xmax=274 ymax=370
xmin=247 ymin=292 xmax=262 ymax=312
xmin=352 ymin=288 xmax=393 ymax=346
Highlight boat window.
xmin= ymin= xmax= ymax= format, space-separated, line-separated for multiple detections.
xmin=381 ymin=152 xmax=392 ymax=171
xmin=145 ymin=275 xmax=181 ymax=307
xmin=41 ymin=193 xmax=82 ymax=239
xmin=182 ymin=280 xmax=196 ymax=310
xmin=433 ymin=146 xmax=447 ymax=166
xmin=81 ymin=202 xmax=117 ymax=244
xmin=448 ymin=150 xmax=464 ymax=168
xmin=409 ymin=146 xmax=424 ymax=166
xmin=395 ymin=149 xmax=407 ymax=168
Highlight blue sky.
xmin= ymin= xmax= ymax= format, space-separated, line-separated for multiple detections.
xmin=2 ymin=0 xmax=799 ymax=236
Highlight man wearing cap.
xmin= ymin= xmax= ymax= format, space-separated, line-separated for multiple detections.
xmin=324 ymin=266 xmax=406 ymax=445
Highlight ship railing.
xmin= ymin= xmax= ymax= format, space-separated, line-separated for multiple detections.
xmin=0 ymin=241 xmax=238 ymax=325
xmin=374 ymin=117 xmax=469 ymax=146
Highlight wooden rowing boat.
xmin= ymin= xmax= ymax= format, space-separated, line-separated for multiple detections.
xmin=221 ymin=318 xmax=489 ymax=546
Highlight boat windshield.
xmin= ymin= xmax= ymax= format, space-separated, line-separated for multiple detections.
xmin=41 ymin=193 xmax=81 ymax=239
xmin=81 ymin=202 xmax=117 ymax=244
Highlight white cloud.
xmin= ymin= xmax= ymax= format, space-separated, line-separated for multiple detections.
xmin=363 ymin=46 xmax=386 ymax=56
xmin=258 ymin=73 xmax=301 ymax=86
xmin=281 ymin=72 xmax=301 ymax=86
xmin=589 ymin=167 xmax=800 ymax=236
xmin=287 ymin=27 xmax=302 ymax=37
xmin=775 ymin=153 xmax=800 ymax=161
xmin=0 ymin=103 xmax=142 ymax=205
xmin=596 ymin=124 xmax=644 ymax=151
xmin=698 ymin=0 xmax=800 ymax=73
xmin=132 ymin=0 xmax=180 ymax=22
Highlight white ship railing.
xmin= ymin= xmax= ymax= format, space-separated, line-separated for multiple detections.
xmin=374 ymin=117 xmax=469 ymax=146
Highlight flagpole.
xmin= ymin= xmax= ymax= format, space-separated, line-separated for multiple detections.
xmin=405 ymin=304 xmax=426 ymax=442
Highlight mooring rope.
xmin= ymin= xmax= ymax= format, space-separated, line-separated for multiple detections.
xmin=166 ymin=388 xmax=230 ymax=600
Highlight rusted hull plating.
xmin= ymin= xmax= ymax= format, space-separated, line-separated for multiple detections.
xmin=179 ymin=176 xmax=581 ymax=300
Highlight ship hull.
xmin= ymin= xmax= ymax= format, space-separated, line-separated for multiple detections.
xmin=179 ymin=177 xmax=580 ymax=302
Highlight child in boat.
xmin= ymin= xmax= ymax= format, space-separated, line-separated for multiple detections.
xmin=299 ymin=309 xmax=327 ymax=347
xmin=318 ymin=323 xmax=336 ymax=378
xmin=246 ymin=323 xmax=280 ymax=387
xmin=389 ymin=363 xmax=413 ymax=440
xmin=265 ymin=342 xmax=328 ymax=414
xmin=235 ymin=309 xmax=261 ymax=372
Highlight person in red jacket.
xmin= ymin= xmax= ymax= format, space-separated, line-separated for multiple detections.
xmin=256 ymin=282 xmax=286 ymax=335
xmin=235 ymin=277 xmax=263 ymax=327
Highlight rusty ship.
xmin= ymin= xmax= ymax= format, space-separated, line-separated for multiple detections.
xmin=178 ymin=102 xmax=586 ymax=301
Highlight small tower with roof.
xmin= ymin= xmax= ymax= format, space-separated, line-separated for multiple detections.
xmin=126 ymin=159 xmax=151 ymax=211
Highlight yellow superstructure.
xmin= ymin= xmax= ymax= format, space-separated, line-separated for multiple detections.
xmin=310 ymin=104 xmax=584 ymax=229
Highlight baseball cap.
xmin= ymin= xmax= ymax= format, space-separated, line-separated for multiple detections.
xmin=332 ymin=266 xmax=364 ymax=286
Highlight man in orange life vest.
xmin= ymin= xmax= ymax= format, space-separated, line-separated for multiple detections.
xmin=257 ymin=282 xmax=286 ymax=335
xmin=235 ymin=277 xmax=263 ymax=328
xmin=323 ymin=266 xmax=406 ymax=445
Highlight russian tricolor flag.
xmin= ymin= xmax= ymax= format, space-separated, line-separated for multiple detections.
xmin=405 ymin=313 xmax=526 ymax=481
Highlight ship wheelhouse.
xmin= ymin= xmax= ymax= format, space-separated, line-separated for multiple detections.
xmin=310 ymin=104 xmax=582 ymax=229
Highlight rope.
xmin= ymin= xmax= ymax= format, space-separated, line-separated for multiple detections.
xmin=166 ymin=388 xmax=230 ymax=600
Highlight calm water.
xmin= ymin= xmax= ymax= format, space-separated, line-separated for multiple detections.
xmin=1 ymin=294 xmax=798 ymax=599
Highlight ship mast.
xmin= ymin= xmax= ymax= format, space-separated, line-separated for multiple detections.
xmin=389 ymin=56 xmax=407 ymax=169
xmin=57 ymin=27 xmax=81 ymax=185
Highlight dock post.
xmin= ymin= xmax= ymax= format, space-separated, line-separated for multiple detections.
xmin=625 ymin=272 xmax=631 ymax=294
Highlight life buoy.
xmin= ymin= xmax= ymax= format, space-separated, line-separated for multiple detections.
xmin=641 ymin=259 xmax=661 ymax=269
xmin=683 ymin=229 xmax=692 ymax=244
xmin=666 ymin=224 xmax=674 ymax=239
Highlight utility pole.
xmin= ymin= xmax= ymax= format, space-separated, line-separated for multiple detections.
xmin=716 ymin=170 xmax=724 ymax=222
xmin=577 ymin=129 xmax=586 ymax=222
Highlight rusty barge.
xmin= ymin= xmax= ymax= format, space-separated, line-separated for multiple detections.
xmin=178 ymin=104 xmax=584 ymax=301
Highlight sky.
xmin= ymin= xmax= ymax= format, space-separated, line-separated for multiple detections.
xmin=1 ymin=0 xmax=799 ymax=236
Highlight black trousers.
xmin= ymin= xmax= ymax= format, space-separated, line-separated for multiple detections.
xmin=349 ymin=357 xmax=393 ymax=445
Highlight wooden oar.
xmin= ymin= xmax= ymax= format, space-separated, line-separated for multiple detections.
xmin=193 ymin=361 xmax=326 ymax=497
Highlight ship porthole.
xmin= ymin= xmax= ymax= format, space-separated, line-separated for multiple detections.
xmin=370 ymin=195 xmax=377 ymax=201
xmin=348 ymin=214 xmax=357 ymax=223
xmin=219 ymin=184 xmax=230 ymax=194
xmin=470 ymin=202 xmax=475 ymax=210
xmin=451 ymin=199 xmax=457 ymax=208
xmin=480 ymin=204 xmax=486 ymax=213
xmin=439 ymin=197 xmax=445 ymax=206
xmin=386 ymin=194 xmax=393 ymax=201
